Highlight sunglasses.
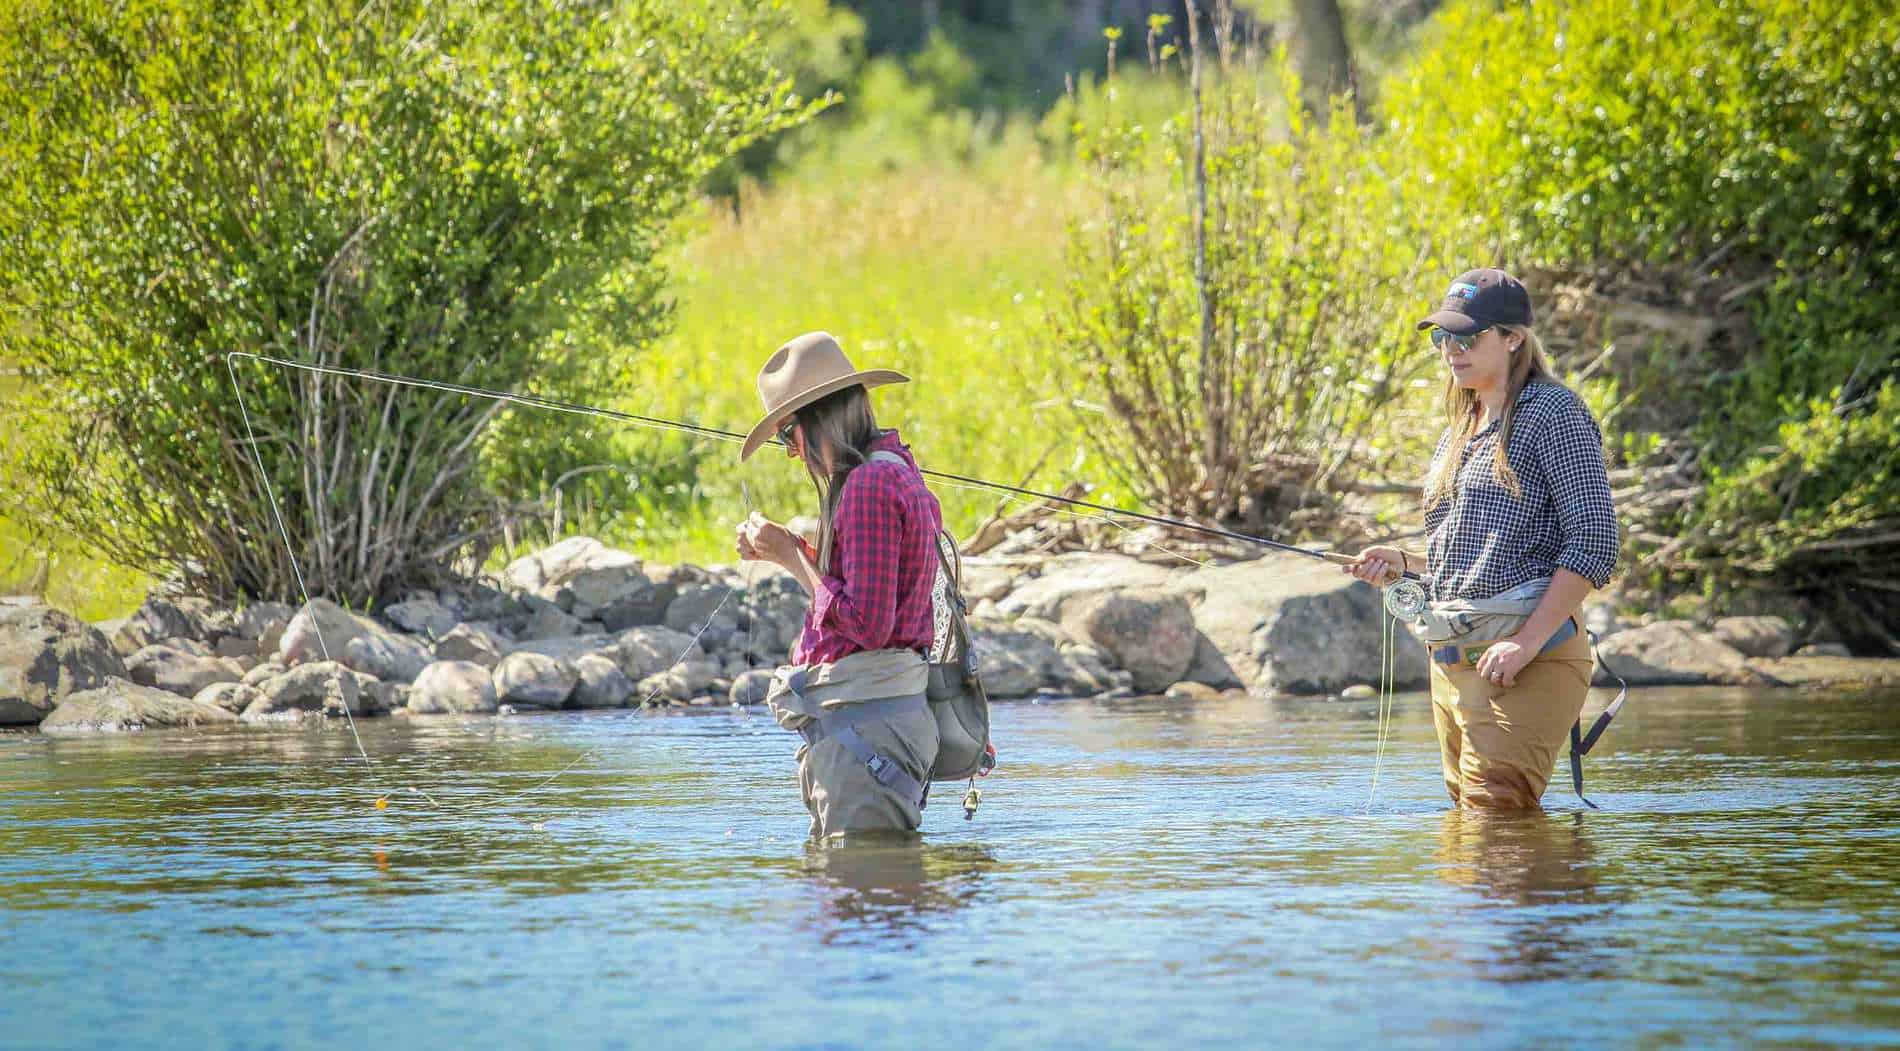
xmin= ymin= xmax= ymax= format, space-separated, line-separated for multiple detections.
xmin=775 ymin=418 xmax=799 ymax=447
xmin=1429 ymin=325 xmax=1493 ymax=353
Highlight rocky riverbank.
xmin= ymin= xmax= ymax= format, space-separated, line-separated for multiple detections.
xmin=4 ymin=536 xmax=1898 ymax=733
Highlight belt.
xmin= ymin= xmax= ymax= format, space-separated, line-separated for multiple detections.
xmin=796 ymin=695 xmax=930 ymax=808
xmin=1430 ymin=617 xmax=1577 ymax=667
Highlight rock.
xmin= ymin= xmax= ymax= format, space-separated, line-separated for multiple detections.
xmin=518 ymin=597 xmax=586 ymax=641
xmin=664 ymin=585 xmax=740 ymax=652
xmin=111 ymin=593 xmax=216 ymax=653
xmin=492 ymin=651 xmax=577 ymax=708
xmin=276 ymin=599 xmax=376 ymax=666
xmin=124 ymin=643 xmax=243 ymax=698
xmin=1172 ymin=554 xmax=1429 ymax=694
xmin=434 ymin=622 xmax=511 ymax=667
xmin=381 ymin=597 xmax=459 ymax=639
xmin=1795 ymin=642 xmax=1853 ymax=659
xmin=729 ymin=669 xmax=775 ymax=706
xmin=731 ymin=575 xmax=806 ymax=657
xmin=968 ymin=618 xmax=1070 ymax=698
xmin=502 ymin=537 xmax=643 ymax=607
xmin=214 ymin=635 xmax=260 ymax=661
xmin=510 ymin=633 xmax=617 ymax=663
xmin=571 ymin=654 xmax=636 ymax=708
xmin=438 ymin=582 xmax=520 ymax=623
xmin=995 ymin=551 xmax=1180 ymax=620
xmin=408 ymin=661 xmax=499 ymax=714
xmin=614 ymin=625 xmax=706 ymax=681
xmin=1596 ymin=621 xmax=1759 ymax=686
xmin=1181 ymin=633 xmax=1244 ymax=690
xmin=0 ymin=604 xmax=126 ymax=725
xmin=1165 ymin=681 xmax=1224 ymax=701
xmin=194 ymin=681 xmax=262 ymax=715
xmin=597 ymin=578 xmax=677 ymax=632
xmin=1054 ymin=641 xmax=1120 ymax=694
xmin=1712 ymin=616 xmax=1798 ymax=659
xmin=244 ymin=661 xmax=364 ymax=720
xmin=1060 ymin=589 xmax=1197 ymax=693
xmin=40 ymin=678 xmax=238 ymax=734
xmin=341 ymin=632 xmax=432 ymax=684
xmin=1339 ymin=684 xmax=1379 ymax=699
xmin=241 ymin=661 xmax=286 ymax=687
xmin=1747 ymin=656 xmax=1900 ymax=688
xmin=343 ymin=670 xmax=402 ymax=715
xmin=224 ymin=601 xmax=296 ymax=642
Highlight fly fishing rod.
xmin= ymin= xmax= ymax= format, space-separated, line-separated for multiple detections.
xmin=226 ymin=352 xmax=1422 ymax=582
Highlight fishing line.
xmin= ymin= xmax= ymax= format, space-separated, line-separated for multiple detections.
xmin=224 ymin=352 xmax=1418 ymax=817
xmin=227 ymin=353 xmax=757 ymax=820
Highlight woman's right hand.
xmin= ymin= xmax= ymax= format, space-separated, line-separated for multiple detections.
xmin=1344 ymin=545 xmax=1405 ymax=586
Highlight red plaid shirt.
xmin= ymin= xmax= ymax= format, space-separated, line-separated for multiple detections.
xmin=793 ymin=430 xmax=943 ymax=665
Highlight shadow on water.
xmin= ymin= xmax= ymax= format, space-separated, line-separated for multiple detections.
xmin=801 ymin=836 xmax=999 ymax=946
xmin=1431 ymin=809 xmax=1625 ymax=984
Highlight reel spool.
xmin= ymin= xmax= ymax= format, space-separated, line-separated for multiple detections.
xmin=1383 ymin=578 xmax=1428 ymax=622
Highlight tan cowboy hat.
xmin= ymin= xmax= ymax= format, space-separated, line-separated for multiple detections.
xmin=739 ymin=332 xmax=908 ymax=461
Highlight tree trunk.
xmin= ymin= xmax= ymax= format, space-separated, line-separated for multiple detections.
xmin=1291 ymin=0 xmax=1362 ymax=123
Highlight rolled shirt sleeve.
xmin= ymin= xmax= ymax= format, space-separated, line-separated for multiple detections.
xmin=1535 ymin=393 xmax=1620 ymax=588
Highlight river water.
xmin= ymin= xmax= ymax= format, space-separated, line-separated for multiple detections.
xmin=4 ymin=686 xmax=1898 ymax=1050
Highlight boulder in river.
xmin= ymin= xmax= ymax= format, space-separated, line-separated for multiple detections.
xmin=0 ymin=604 xmax=126 ymax=725
xmin=41 ymin=678 xmax=237 ymax=734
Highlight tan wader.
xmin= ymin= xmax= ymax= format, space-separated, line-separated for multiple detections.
xmin=766 ymin=648 xmax=942 ymax=839
xmin=1428 ymin=619 xmax=1594 ymax=809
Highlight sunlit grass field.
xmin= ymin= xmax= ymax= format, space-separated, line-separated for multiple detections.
xmin=595 ymin=155 xmax=1112 ymax=567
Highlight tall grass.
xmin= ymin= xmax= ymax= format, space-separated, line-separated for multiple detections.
xmin=593 ymin=151 xmax=1109 ymax=565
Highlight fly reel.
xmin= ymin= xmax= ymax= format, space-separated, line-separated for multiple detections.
xmin=1383 ymin=578 xmax=1428 ymax=622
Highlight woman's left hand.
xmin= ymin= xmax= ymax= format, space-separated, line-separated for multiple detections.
xmin=1475 ymin=638 xmax=1534 ymax=689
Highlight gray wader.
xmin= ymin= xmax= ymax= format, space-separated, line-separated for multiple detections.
xmin=766 ymin=648 xmax=941 ymax=839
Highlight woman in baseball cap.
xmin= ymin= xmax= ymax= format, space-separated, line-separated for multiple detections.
xmin=1344 ymin=269 xmax=1621 ymax=809
xmin=734 ymin=332 xmax=945 ymax=838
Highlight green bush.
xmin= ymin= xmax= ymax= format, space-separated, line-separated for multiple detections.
xmin=0 ymin=0 xmax=819 ymax=607
xmin=1385 ymin=0 xmax=1900 ymax=594
xmin=1046 ymin=15 xmax=1468 ymax=536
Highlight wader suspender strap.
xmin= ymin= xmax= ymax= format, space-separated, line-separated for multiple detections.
xmin=799 ymin=696 xmax=931 ymax=808
xmin=1568 ymin=630 xmax=1630 ymax=809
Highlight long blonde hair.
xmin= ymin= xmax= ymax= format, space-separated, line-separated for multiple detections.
xmin=1422 ymin=325 xmax=1558 ymax=509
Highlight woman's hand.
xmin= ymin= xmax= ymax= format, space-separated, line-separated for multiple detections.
xmin=1475 ymin=639 xmax=1533 ymax=689
xmin=1344 ymin=545 xmax=1405 ymax=586
xmin=737 ymin=512 xmax=804 ymax=569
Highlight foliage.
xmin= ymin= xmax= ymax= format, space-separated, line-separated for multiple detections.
xmin=0 ymin=0 xmax=819 ymax=607
xmin=1046 ymin=9 xmax=1463 ymax=537
xmin=1385 ymin=0 xmax=1900 ymax=596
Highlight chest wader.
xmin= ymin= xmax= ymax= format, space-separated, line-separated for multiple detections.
xmin=764 ymin=452 xmax=995 ymax=837
xmin=1401 ymin=579 xmax=1629 ymax=808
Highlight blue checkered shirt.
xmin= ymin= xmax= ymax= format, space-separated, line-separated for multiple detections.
xmin=1423 ymin=381 xmax=1620 ymax=601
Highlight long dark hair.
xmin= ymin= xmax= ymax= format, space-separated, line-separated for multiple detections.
xmin=795 ymin=385 xmax=881 ymax=569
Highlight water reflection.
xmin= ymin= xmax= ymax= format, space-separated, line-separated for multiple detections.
xmin=803 ymin=837 xmax=997 ymax=945
xmin=1434 ymin=810 xmax=1622 ymax=983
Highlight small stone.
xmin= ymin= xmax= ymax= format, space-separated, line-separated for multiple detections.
xmin=492 ymin=651 xmax=577 ymax=708
xmin=1339 ymin=684 xmax=1378 ymax=699
xmin=1795 ymin=642 xmax=1853 ymax=659
xmin=407 ymin=661 xmax=499 ymax=715
xmin=729 ymin=669 xmax=774 ymax=706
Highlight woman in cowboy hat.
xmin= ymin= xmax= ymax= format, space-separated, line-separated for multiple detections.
xmin=735 ymin=331 xmax=944 ymax=838
xmin=1346 ymin=269 xmax=1619 ymax=809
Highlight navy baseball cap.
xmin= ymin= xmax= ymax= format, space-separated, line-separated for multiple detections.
xmin=1417 ymin=268 xmax=1534 ymax=336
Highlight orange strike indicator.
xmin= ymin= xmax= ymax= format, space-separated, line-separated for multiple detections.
xmin=374 ymin=797 xmax=389 ymax=810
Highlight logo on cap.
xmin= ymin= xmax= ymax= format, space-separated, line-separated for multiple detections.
xmin=1449 ymin=282 xmax=1479 ymax=299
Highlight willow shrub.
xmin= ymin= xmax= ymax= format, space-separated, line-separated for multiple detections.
xmin=1388 ymin=0 xmax=1900 ymax=594
xmin=0 ymin=0 xmax=820 ymax=606
xmin=1046 ymin=13 xmax=1468 ymax=538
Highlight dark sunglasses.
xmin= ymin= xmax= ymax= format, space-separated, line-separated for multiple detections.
xmin=1429 ymin=325 xmax=1493 ymax=353
xmin=775 ymin=418 xmax=799 ymax=447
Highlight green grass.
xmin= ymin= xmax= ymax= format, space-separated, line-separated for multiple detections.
xmin=592 ymin=153 xmax=1114 ymax=565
